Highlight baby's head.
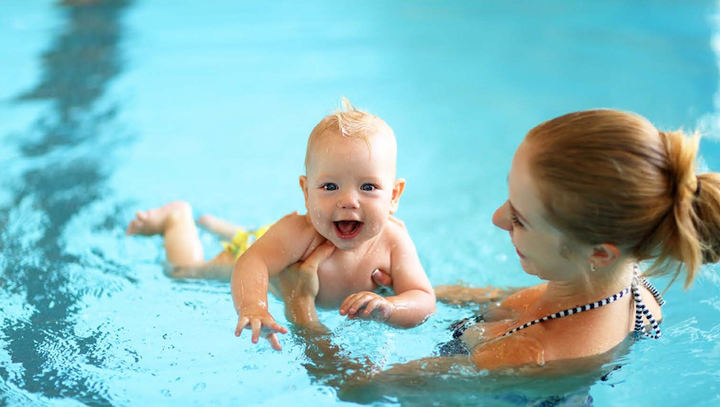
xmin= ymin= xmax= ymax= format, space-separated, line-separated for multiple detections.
xmin=300 ymin=98 xmax=405 ymax=250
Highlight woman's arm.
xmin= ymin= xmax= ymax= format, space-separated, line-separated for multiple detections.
xmin=280 ymin=246 xmax=378 ymax=388
xmin=434 ymin=284 xmax=522 ymax=305
xmin=284 ymin=247 xmax=476 ymax=388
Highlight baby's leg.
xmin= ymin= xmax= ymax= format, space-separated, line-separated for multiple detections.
xmin=169 ymin=250 xmax=235 ymax=280
xmin=197 ymin=214 xmax=246 ymax=239
xmin=127 ymin=201 xmax=204 ymax=267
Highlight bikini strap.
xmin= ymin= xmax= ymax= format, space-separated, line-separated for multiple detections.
xmin=502 ymin=286 xmax=630 ymax=337
xmin=641 ymin=277 xmax=666 ymax=306
xmin=632 ymin=265 xmax=662 ymax=339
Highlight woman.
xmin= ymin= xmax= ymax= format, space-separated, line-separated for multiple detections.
xmin=282 ymin=109 xmax=720 ymax=377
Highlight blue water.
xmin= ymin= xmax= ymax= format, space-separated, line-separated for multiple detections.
xmin=1 ymin=0 xmax=720 ymax=405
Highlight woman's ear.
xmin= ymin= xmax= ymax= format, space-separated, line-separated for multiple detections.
xmin=299 ymin=175 xmax=310 ymax=210
xmin=589 ymin=243 xmax=621 ymax=268
xmin=390 ymin=178 xmax=406 ymax=214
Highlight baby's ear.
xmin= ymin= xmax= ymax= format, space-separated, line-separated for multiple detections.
xmin=299 ymin=175 xmax=310 ymax=210
xmin=390 ymin=178 xmax=406 ymax=214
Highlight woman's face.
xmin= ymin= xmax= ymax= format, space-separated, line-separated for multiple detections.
xmin=492 ymin=141 xmax=589 ymax=282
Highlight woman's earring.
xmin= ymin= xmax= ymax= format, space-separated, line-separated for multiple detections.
xmin=590 ymin=263 xmax=597 ymax=273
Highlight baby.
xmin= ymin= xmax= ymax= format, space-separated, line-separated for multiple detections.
xmin=127 ymin=99 xmax=435 ymax=350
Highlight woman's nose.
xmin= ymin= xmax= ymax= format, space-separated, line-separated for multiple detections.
xmin=492 ymin=201 xmax=512 ymax=231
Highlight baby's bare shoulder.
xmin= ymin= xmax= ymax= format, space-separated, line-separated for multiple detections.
xmin=383 ymin=216 xmax=416 ymax=248
xmin=275 ymin=212 xmax=314 ymax=233
xmin=276 ymin=212 xmax=326 ymax=261
xmin=263 ymin=212 xmax=317 ymax=253
xmin=388 ymin=215 xmax=407 ymax=230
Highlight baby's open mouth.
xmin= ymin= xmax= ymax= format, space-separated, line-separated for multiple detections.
xmin=334 ymin=220 xmax=363 ymax=239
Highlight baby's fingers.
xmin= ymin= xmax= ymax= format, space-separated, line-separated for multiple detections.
xmin=265 ymin=320 xmax=288 ymax=335
xmin=362 ymin=297 xmax=384 ymax=316
xmin=235 ymin=317 xmax=250 ymax=337
xmin=340 ymin=293 xmax=361 ymax=315
xmin=251 ymin=319 xmax=262 ymax=344
xmin=267 ymin=333 xmax=282 ymax=351
xmin=346 ymin=294 xmax=374 ymax=316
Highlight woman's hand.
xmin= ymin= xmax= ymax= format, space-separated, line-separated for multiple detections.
xmin=371 ymin=268 xmax=393 ymax=288
xmin=278 ymin=241 xmax=335 ymax=326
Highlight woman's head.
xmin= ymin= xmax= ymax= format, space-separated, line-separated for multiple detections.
xmin=519 ymin=109 xmax=720 ymax=287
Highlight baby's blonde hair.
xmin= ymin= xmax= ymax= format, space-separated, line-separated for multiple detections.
xmin=304 ymin=97 xmax=394 ymax=169
xmin=525 ymin=109 xmax=720 ymax=287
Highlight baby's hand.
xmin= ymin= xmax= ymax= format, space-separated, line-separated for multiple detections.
xmin=235 ymin=308 xmax=287 ymax=351
xmin=340 ymin=291 xmax=395 ymax=321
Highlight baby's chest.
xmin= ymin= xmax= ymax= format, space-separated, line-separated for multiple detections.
xmin=315 ymin=255 xmax=390 ymax=308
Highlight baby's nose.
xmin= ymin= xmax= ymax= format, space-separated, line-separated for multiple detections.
xmin=337 ymin=191 xmax=359 ymax=209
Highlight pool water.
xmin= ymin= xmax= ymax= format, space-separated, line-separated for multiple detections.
xmin=1 ymin=0 xmax=720 ymax=406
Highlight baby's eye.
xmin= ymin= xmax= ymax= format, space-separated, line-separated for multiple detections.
xmin=322 ymin=183 xmax=338 ymax=191
xmin=360 ymin=184 xmax=376 ymax=192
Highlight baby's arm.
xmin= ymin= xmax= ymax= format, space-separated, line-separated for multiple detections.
xmin=383 ymin=229 xmax=436 ymax=327
xmin=231 ymin=213 xmax=316 ymax=348
xmin=341 ymin=224 xmax=435 ymax=327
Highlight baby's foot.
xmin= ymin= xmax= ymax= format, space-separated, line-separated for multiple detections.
xmin=126 ymin=201 xmax=191 ymax=236
xmin=197 ymin=214 xmax=245 ymax=239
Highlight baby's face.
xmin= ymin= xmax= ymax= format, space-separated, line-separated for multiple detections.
xmin=300 ymin=129 xmax=402 ymax=250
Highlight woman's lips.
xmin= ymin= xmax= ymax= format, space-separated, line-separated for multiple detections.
xmin=334 ymin=221 xmax=363 ymax=239
xmin=515 ymin=247 xmax=525 ymax=259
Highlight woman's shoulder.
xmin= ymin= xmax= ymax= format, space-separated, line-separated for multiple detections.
xmin=482 ymin=283 xmax=639 ymax=369
xmin=500 ymin=283 xmax=547 ymax=311
xmin=471 ymin=308 xmax=622 ymax=371
xmin=471 ymin=330 xmax=548 ymax=370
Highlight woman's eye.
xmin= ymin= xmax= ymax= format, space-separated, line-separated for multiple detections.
xmin=511 ymin=213 xmax=524 ymax=228
xmin=322 ymin=183 xmax=338 ymax=191
xmin=361 ymin=184 xmax=376 ymax=192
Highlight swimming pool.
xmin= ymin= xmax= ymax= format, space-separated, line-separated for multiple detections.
xmin=1 ymin=0 xmax=719 ymax=405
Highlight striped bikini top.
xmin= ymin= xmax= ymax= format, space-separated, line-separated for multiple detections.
xmin=503 ymin=264 xmax=665 ymax=339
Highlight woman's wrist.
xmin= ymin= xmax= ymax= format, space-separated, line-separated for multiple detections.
xmin=285 ymin=293 xmax=319 ymax=325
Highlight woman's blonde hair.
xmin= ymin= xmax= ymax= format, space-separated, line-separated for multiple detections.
xmin=525 ymin=109 xmax=720 ymax=287
xmin=305 ymin=97 xmax=394 ymax=169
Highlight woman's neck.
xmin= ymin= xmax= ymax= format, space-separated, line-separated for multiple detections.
xmin=541 ymin=259 xmax=636 ymax=308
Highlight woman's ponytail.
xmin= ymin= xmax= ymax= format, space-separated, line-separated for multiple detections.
xmin=694 ymin=172 xmax=720 ymax=266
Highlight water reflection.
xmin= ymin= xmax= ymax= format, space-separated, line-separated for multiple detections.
xmin=1 ymin=0 xmax=131 ymax=403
